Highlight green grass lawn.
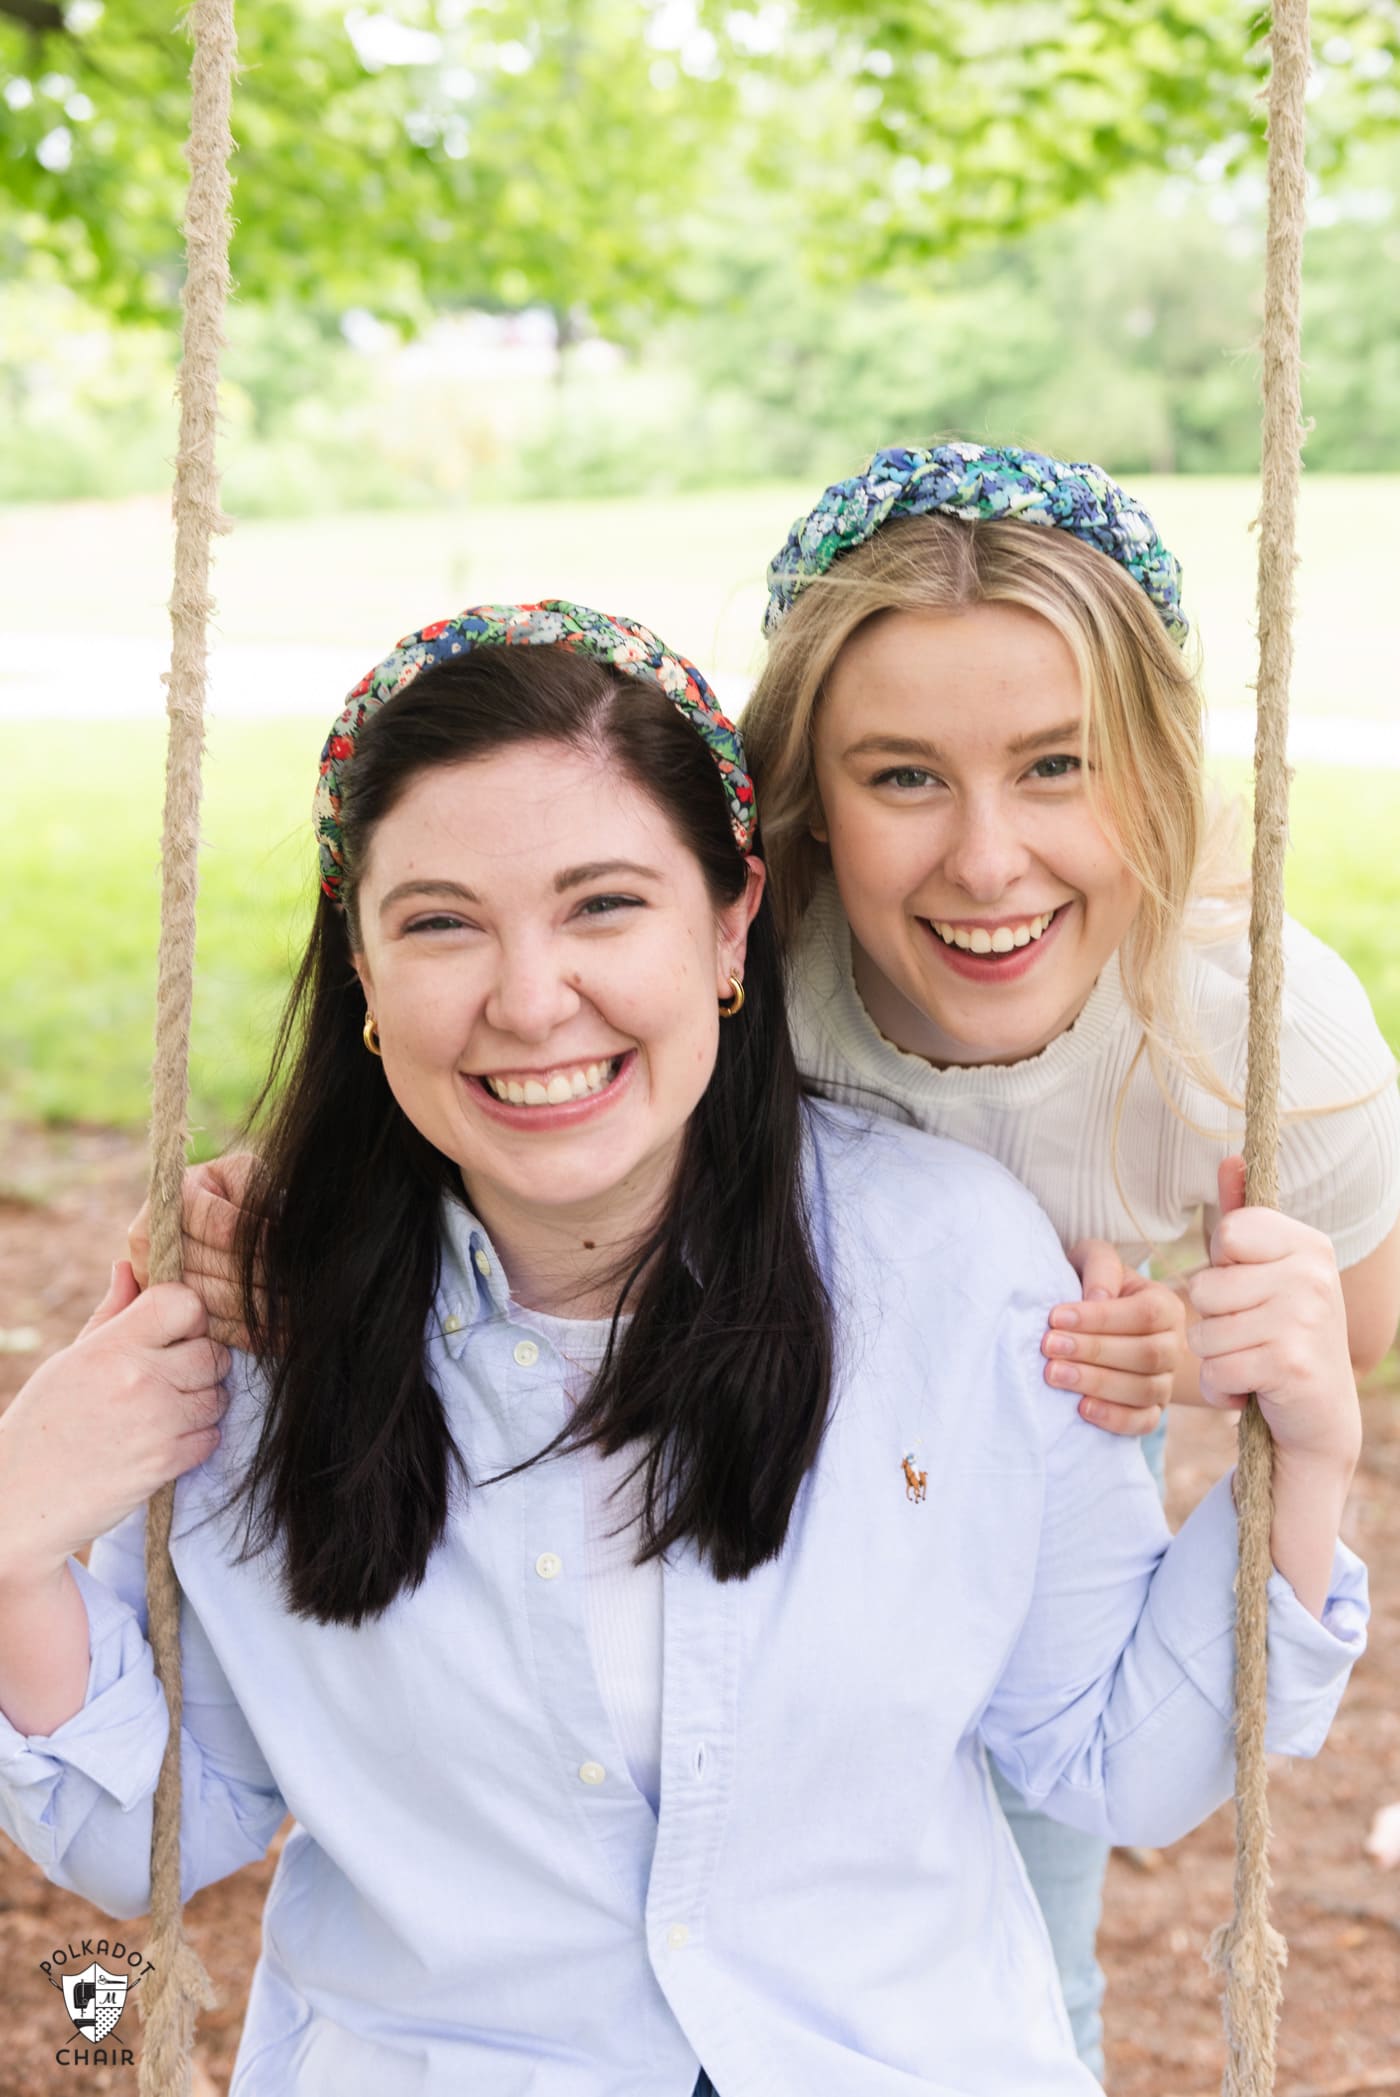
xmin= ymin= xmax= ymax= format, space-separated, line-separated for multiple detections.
xmin=5 ymin=720 xmax=319 ymax=1142
xmin=3 ymin=474 xmax=1399 ymax=709
xmin=5 ymin=724 xmax=1397 ymax=1151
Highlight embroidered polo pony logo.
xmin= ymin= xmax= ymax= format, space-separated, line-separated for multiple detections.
xmin=902 ymin=1453 xmax=927 ymax=1504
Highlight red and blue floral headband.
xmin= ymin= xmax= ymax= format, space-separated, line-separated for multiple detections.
xmin=314 ymin=600 xmax=756 ymax=904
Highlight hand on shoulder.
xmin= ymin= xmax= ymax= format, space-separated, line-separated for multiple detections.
xmin=1044 ymin=1241 xmax=1186 ymax=1439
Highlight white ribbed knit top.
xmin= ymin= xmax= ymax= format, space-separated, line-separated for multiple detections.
xmin=787 ymin=873 xmax=1400 ymax=1270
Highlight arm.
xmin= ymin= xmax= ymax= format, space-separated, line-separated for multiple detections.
xmin=980 ymin=1430 xmax=1366 ymax=1850
xmin=0 ymin=1262 xmax=226 ymax=1734
xmin=1335 ymin=1214 xmax=1398 ymax=1376
xmin=1190 ymin=1157 xmax=1363 ymax=1619
xmin=1061 ymin=920 xmax=1400 ymax=1431
xmin=985 ymin=1185 xmax=1368 ymax=1847
xmin=0 ymin=1265 xmax=282 ymax=1915
xmin=0 ymin=1513 xmax=286 ymax=1919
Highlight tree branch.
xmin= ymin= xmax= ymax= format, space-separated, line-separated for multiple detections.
xmin=0 ymin=0 xmax=66 ymax=32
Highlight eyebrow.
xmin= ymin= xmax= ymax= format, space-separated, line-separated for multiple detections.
xmin=378 ymin=879 xmax=480 ymax=916
xmin=552 ymin=860 xmax=662 ymax=892
xmin=840 ymin=719 xmax=1085 ymax=764
xmin=377 ymin=862 xmax=663 ymax=917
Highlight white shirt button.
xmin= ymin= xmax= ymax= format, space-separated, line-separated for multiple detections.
xmin=535 ymin=1552 xmax=562 ymax=1581
xmin=443 ymin=1312 xmax=464 ymax=1335
xmin=666 ymin=1924 xmax=690 ymax=1951
xmin=473 ymin=1249 xmax=492 ymax=1277
xmin=513 ymin=1338 xmax=540 ymax=1368
xmin=578 ymin=1761 xmax=606 ymax=1786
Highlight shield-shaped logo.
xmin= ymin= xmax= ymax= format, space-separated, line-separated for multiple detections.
xmin=62 ymin=1963 xmax=129 ymax=2043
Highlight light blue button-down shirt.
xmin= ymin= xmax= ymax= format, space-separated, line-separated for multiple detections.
xmin=0 ymin=1106 xmax=1368 ymax=2096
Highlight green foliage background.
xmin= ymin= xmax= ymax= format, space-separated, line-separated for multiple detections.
xmin=5 ymin=0 xmax=1400 ymax=319
xmin=4 ymin=138 xmax=1400 ymax=512
xmin=3 ymin=2 xmax=1399 ymax=506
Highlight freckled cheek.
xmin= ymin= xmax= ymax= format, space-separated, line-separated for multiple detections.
xmin=1080 ymin=853 xmax=1140 ymax=923
xmin=1032 ymin=811 xmax=1128 ymax=902
xmin=380 ymin=974 xmax=482 ymax=1069
xmin=827 ymin=792 xmax=893 ymax=870
xmin=643 ymin=970 xmax=723 ymax=1092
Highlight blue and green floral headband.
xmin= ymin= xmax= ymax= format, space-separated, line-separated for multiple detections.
xmin=314 ymin=600 xmax=756 ymax=903
xmin=763 ymin=443 xmax=1188 ymax=647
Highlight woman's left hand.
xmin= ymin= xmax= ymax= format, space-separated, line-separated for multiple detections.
xmin=1186 ymin=1157 xmax=1362 ymax=1471
xmin=1043 ymin=1241 xmax=1186 ymax=1437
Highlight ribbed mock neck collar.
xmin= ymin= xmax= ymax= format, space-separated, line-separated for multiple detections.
xmin=793 ymin=872 xmax=1126 ymax=1109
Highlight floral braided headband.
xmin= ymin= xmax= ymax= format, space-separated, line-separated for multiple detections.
xmin=763 ymin=442 xmax=1188 ymax=647
xmin=314 ymin=600 xmax=756 ymax=904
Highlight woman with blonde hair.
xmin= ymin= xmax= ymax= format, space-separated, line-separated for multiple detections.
xmin=743 ymin=443 xmax=1400 ymax=2074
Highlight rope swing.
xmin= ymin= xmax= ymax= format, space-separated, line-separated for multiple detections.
xmin=134 ymin=4 xmax=1309 ymax=2091
xmin=1208 ymin=0 xmax=1311 ymax=2090
xmin=138 ymin=0 xmax=236 ymax=2087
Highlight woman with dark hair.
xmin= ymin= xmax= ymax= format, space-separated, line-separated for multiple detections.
xmin=0 ymin=603 xmax=1369 ymax=2096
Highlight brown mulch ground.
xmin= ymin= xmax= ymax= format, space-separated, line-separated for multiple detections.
xmin=1 ymin=1123 xmax=1397 ymax=2097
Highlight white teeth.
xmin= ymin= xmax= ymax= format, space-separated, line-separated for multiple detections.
xmin=483 ymin=1058 xmax=620 ymax=1107
xmin=930 ymin=909 xmax=1058 ymax=954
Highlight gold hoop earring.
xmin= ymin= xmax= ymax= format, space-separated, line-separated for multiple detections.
xmin=363 ymin=1011 xmax=382 ymax=1057
xmin=718 ymin=972 xmax=745 ymax=1019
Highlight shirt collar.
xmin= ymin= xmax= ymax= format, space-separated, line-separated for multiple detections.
xmin=434 ymin=1187 xmax=511 ymax=1357
xmin=431 ymin=1178 xmax=707 ymax=1359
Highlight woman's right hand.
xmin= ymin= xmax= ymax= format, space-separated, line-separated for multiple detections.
xmin=0 ymin=1262 xmax=230 ymax=1588
xmin=128 ymin=1151 xmax=261 ymax=1350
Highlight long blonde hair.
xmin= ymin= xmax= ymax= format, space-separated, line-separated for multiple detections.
xmin=744 ymin=511 xmax=1247 ymax=1087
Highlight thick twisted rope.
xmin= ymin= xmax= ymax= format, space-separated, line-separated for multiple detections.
xmin=1207 ymin=1 xmax=1310 ymax=2089
xmin=139 ymin=0 xmax=237 ymax=2088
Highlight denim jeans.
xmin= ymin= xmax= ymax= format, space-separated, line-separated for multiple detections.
xmin=693 ymin=2076 xmax=718 ymax=2095
xmin=992 ymin=1412 xmax=1169 ymax=2084
xmin=1138 ymin=1407 xmax=1169 ymax=1495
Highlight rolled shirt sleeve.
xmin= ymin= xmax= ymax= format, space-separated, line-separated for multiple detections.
xmin=981 ymin=1284 xmax=1369 ymax=1848
xmin=0 ymin=1512 xmax=285 ymax=1919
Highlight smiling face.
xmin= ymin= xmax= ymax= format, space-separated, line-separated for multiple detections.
xmin=351 ymin=739 xmax=760 ymax=1263
xmin=812 ymin=601 xmax=1141 ymax=1067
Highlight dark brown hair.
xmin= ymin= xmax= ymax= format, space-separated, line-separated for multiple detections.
xmin=234 ymin=646 xmax=832 ymax=1623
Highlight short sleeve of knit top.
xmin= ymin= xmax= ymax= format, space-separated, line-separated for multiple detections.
xmin=786 ymin=873 xmax=1400 ymax=1270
